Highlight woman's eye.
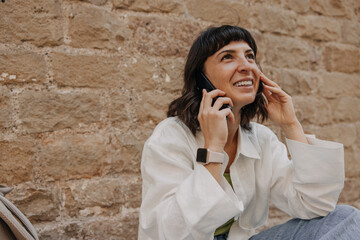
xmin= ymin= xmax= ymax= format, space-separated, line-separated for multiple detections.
xmin=221 ymin=54 xmax=233 ymax=61
xmin=247 ymin=53 xmax=255 ymax=60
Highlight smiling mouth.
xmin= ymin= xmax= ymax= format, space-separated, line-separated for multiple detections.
xmin=233 ymin=80 xmax=253 ymax=87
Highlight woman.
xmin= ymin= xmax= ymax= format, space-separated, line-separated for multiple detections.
xmin=138 ymin=25 xmax=360 ymax=240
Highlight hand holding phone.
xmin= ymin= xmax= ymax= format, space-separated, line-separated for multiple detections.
xmin=197 ymin=72 xmax=232 ymax=111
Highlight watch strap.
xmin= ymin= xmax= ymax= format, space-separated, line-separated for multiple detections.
xmin=196 ymin=148 xmax=225 ymax=165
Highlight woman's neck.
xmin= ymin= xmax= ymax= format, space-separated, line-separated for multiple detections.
xmin=224 ymin=116 xmax=240 ymax=173
xmin=226 ymin=113 xmax=241 ymax=146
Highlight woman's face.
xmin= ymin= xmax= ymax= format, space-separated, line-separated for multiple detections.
xmin=203 ymin=41 xmax=261 ymax=111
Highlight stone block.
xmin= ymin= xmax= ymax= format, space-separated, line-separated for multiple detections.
xmin=38 ymin=133 xmax=106 ymax=181
xmin=310 ymin=0 xmax=347 ymax=17
xmin=261 ymin=66 xmax=281 ymax=84
xmin=76 ymin=0 xmax=108 ymax=5
xmin=109 ymin=91 xmax=131 ymax=128
xmin=339 ymin=178 xmax=360 ymax=203
xmin=119 ymin=53 xmax=158 ymax=90
xmin=0 ymin=86 xmax=11 ymax=128
xmin=64 ymin=176 xmax=141 ymax=216
xmin=293 ymin=96 xmax=332 ymax=125
xmin=0 ymin=49 xmax=47 ymax=84
xmin=264 ymin=35 xmax=310 ymax=70
xmin=241 ymin=0 xmax=282 ymax=5
xmin=185 ymin=0 xmax=251 ymax=27
xmin=276 ymin=69 xmax=314 ymax=96
xmin=344 ymin=146 xmax=360 ymax=178
xmin=129 ymin=15 xmax=202 ymax=57
xmin=136 ymin=90 xmax=174 ymax=126
xmin=37 ymin=226 xmax=64 ymax=240
xmin=0 ymin=136 xmax=36 ymax=185
xmin=341 ymin=20 xmax=360 ymax=46
xmin=309 ymin=123 xmax=356 ymax=147
xmin=356 ymin=122 xmax=360 ymax=141
xmin=324 ymin=44 xmax=359 ymax=73
xmin=330 ymin=97 xmax=360 ymax=123
xmin=66 ymin=178 xmax=122 ymax=208
xmin=107 ymin=131 xmax=143 ymax=175
xmin=18 ymin=90 xmax=102 ymax=133
xmin=249 ymin=6 xmax=297 ymax=35
xmin=52 ymin=52 xmax=121 ymax=88
xmin=284 ymin=0 xmax=310 ymax=13
xmin=7 ymin=183 xmax=60 ymax=222
xmin=113 ymin=0 xmax=185 ymax=14
xmin=36 ymin=221 xmax=83 ymax=240
xmin=67 ymin=4 xmax=131 ymax=50
xmin=81 ymin=214 xmax=139 ymax=240
xmin=297 ymin=15 xmax=341 ymax=41
xmin=309 ymin=44 xmax=323 ymax=71
xmin=352 ymin=123 xmax=360 ymax=177
xmin=158 ymin=57 xmax=184 ymax=93
xmin=356 ymin=0 xmax=360 ymax=21
xmin=250 ymin=29 xmax=266 ymax=61
xmin=38 ymin=218 xmax=138 ymax=240
xmin=0 ymin=0 xmax=63 ymax=46
xmin=315 ymin=71 xmax=360 ymax=99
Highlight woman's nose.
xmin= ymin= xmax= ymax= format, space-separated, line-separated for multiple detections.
xmin=236 ymin=57 xmax=254 ymax=73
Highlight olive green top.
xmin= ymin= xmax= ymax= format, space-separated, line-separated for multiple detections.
xmin=214 ymin=173 xmax=235 ymax=236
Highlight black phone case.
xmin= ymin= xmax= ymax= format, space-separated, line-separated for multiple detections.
xmin=198 ymin=72 xmax=232 ymax=111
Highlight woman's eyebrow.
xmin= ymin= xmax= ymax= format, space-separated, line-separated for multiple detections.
xmin=216 ymin=49 xmax=236 ymax=57
xmin=216 ymin=48 xmax=254 ymax=57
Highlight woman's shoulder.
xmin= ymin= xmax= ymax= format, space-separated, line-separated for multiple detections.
xmin=147 ymin=117 xmax=194 ymax=145
xmin=249 ymin=122 xmax=276 ymax=136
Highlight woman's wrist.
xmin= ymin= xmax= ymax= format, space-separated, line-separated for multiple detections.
xmin=280 ymin=120 xmax=308 ymax=144
xmin=280 ymin=120 xmax=302 ymax=134
xmin=204 ymin=143 xmax=224 ymax=153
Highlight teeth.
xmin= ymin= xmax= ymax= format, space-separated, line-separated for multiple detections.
xmin=234 ymin=80 xmax=252 ymax=87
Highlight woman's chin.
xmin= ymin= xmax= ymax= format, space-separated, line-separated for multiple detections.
xmin=233 ymin=95 xmax=257 ymax=108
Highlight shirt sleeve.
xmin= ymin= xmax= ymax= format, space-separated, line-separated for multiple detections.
xmin=138 ymin=119 xmax=243 ymax=240
xmin=266 ymin=128 xmax=345 ymax=219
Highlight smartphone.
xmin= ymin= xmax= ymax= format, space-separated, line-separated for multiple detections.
xmin=197 ymin=72 xmax=232 ymax=111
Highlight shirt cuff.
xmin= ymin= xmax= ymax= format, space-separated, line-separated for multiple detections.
xmin=285 ymin=136 xmax=344 ymax=184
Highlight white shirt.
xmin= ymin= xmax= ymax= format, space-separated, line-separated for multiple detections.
xmin=138 ymin=117 xmax=344 ymax=240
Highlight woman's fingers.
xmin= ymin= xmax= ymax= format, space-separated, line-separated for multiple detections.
xmin=260 ymin=71 xmax=292 ymax=104
xmin=199 ymin=89 xmax=206 ymax=113
xmin=260 ymin=73 xmax=279 ymax=88
xmin=220 ymin=108 xmax=235 ymax=123
xmin=198 ymin=89 xmax=233 ymax=123
xmin=263 ymin=84 xmax=290 ymax=102
xmin=212 ymin=96 xmax=233 ymax=110
xmin=202 ymin=89 xmax=226 ymax=109
xmin=262 ymin=87 xmax=274 ymax=101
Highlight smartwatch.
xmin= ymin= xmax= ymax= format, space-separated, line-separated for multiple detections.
xmin=196 ymin=148 xmax=225 ymax=165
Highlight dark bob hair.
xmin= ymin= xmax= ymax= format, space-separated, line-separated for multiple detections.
xmin=167 ymin=25 xmax=268 ymax=135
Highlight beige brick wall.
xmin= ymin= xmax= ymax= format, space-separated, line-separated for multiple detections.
xmin=0 ymin=0 xmax=359 ymax=239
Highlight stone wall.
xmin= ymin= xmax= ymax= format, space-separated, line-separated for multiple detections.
xmin=0 ymin=0 xmax=359 ymax=239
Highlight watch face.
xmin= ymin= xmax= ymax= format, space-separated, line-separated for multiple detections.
xmin=196 ymin=148 xmax=207 ymax=163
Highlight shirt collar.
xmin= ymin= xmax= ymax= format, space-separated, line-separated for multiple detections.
xmin=237 ymin=126 xmax=261 ymax=160
xmin=196 ymin=125 xmax=261 ymax=160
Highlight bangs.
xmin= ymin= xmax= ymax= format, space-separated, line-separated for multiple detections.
xmin=199 ymin=25 xmax=258 ymax=59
